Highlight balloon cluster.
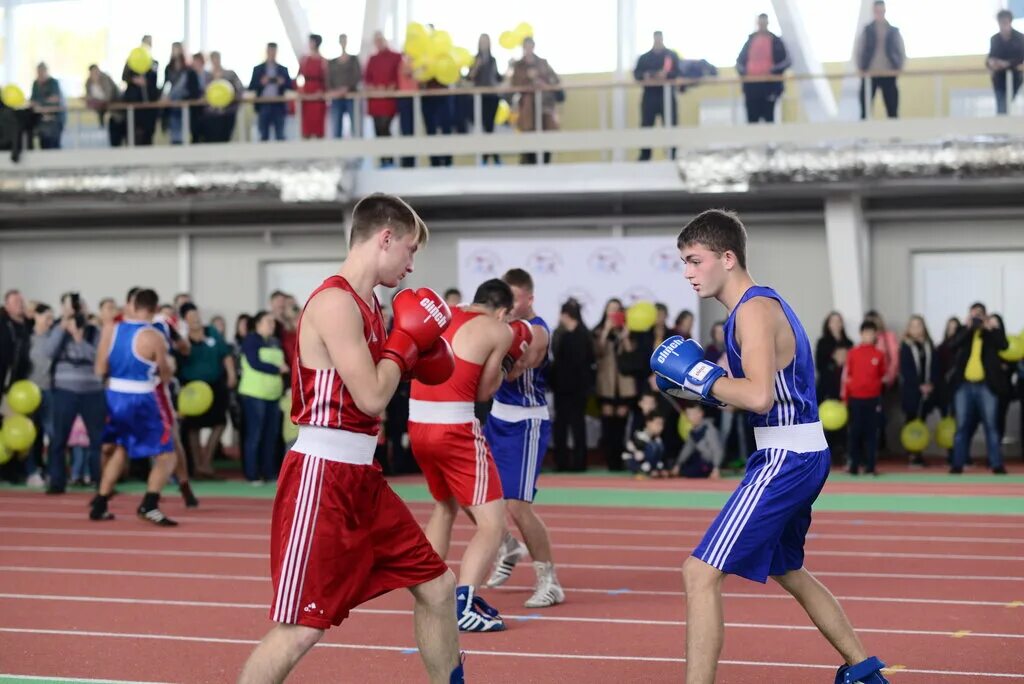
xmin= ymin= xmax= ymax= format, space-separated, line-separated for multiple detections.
xmin=499 ymin=22 xmax=534 ymax=50
xmin=403 ymin=23 xmax=472 ymax=86
xmin=0 ymin=380 xmax=43 ymax=464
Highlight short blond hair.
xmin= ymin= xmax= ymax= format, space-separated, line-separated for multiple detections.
xmin=349 ymin=193 xmax=428 ymax=247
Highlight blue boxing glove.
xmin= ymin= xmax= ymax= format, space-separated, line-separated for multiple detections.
xmin=651 ymin=336 xmax=726 ymax=407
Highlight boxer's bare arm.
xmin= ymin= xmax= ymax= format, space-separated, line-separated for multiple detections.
xmin=304 ymin=288 xmax=402 ymax=416
xmin=477 ymin=322 xmax=513 ymax=401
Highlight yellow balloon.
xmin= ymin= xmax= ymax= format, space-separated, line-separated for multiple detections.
xmin=7 ymin=379 xmax=42 ymax=415
xmin=205 ymin=79 xmax=234 ymax=109
xmin=0 ymin=440 xmax=9 ymax=465
xmin=935 ymin=416 xmax=956 ymax=450
xmin=452 ymin=46 xmax=473 ymax=69
xmin=626 ymin=301 xmax=657 ymax=332
xmin=677 ymin=413 xmax=693 ymax=441
xmin=127 ymin=45 xmax=153 ymax=75
xmin=499 ymin=31 xmax=519 ymax=50
xmin=514 ymin=22 xmax=534 ymax=40
xmin=430 ymin=30 xmax=453 ymax=57
xmin=1 ymin=414 xmax=37 ymax=453
xmin=819 ymin=399 xmax=848 ymax=431
xmin=494 ymin=99 xmax=511 ymax=125
xmin=178 ymin=380 xmax=214 ymax=417
xmin=280 ymin=393 xmax=298 ymax=442
xmin=900 ymin=419 xmax=930 ymax=453
xmin=406 ymin=22 xmax=427 ymax=39
xmin=434 ymin=54 xmax=460 ymax=86
xmin=998 ymin=334 xmax=1024 ymax=362
xmin=413 ymin=58 xmax=435 ymax=83
xmin=279 ymin=392 xmax=292 ymax=414
xmin=404 ymin=33 xmax=430 ymax=59
xmin=1 ymin=84 xmax=26 ymax=109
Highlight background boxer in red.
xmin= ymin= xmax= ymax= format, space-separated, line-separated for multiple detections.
xmin=239 ymin=193 xmax=465 ymax=684
xmin=408 ymin=278 xmax=532 ymax=633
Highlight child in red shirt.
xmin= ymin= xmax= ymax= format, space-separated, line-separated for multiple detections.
xmin=842 ymin=320 xmax=887 ymax=475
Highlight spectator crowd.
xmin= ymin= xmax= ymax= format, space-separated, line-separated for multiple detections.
xmin=3 ymin=3 xmax=1022 ymax=162
xmin=4 ymin=281 xmax=1017 ymax=494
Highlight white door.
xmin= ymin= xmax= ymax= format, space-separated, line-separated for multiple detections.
xmin=912 ymin=251 xmax=1024 ymax=341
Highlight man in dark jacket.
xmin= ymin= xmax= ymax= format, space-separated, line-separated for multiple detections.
xmin=550 ymin=299 xmax=595 ymax=472
xmin=987 ymin=10 xmax=1024 ymax=115
xmin=855 ymin=0 xmax=906 ymax=119
xmin=121 ymin=35 xmax=161 ymax=145
xmin=248 ymin=42 xmax=293 ymax=142
xmin=946 ymin=303 xmax=1009 ymax=474
xmin=736 ymin=14 xmax=791 ymax=124
xmin=0 ymin=290 xmax=33 ymax=393
xmin=633 ymin=31 xmax=681 ymax=161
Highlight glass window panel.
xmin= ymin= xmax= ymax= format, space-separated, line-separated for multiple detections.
xmin=299 ymin=0 xmax=365 ymax=60
xmin=206 ymin=0 xmax=297 ymax=82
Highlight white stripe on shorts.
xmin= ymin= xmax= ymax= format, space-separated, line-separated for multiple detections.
xmin=273 ymin=455 xmax=323 ymax=623
xmin=710 ymin=448 xmax=788 ymax=568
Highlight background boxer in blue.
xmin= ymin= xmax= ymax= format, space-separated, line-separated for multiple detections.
xmin=483 ymin=268 xmax=564 ymax=609
xmin=651 ymin=210 xmax=888 ymax=684
xmin=92 ymin=289 xmax=179 ymax=526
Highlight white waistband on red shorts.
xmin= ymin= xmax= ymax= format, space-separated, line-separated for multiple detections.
xmin=753 ymin=421 xmax=828 ymax=454
xmin=408 ymin=399 xmax=476 ymax=424
xmin=107 ymin=378 xmax=157 ymax=394
xmin=489 ymin=400 xmax=550 ymax=423
xmin=290 ymin=425 xmax=377 ymax=465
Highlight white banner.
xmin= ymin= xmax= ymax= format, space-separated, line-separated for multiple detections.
xmin=457 ymin=237 xmax=700 ymax=332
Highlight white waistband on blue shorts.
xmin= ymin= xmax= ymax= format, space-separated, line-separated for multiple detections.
xmin=290 ymin=425 xmax=377 ymax=465
xmin=754 ymin=421 xmax=828 ymax=454
xmin=489 ymin=400 xmax=550 ymax=423
xmin=408 ymin=399 xmax=476 ymax=424
xmin=108 ymin=378 xmax=157 ymax=394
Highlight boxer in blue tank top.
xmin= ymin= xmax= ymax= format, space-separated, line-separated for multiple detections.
xmin=483 ymin=268 xmax=565 ymax=609
xmin=91 ymin=289 xmax=179 ymax=526
xmin=650 ymin=211 xmax=889 ymax=684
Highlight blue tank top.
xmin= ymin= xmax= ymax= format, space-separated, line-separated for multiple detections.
xmin=723 ymin=286 xmax=819 ymax=428
xmin=108 ymin=321 xmax=159 ymax=384
xmin=494 ymin=316 xmax=550 ymax=408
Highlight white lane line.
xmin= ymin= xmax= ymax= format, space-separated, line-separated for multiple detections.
xmin=0 ymin=627 xmax=1021 ymax=678
xmin=1 ymin=592 xmax=1023 ymax=639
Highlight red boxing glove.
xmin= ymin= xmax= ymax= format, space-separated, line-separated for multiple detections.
xmin=381 ymin=288 xmax=453 ymax=374
xmin=412 ymin=338 xmax=455 ymax=385
xmin=502 ymin=320 xmax=534 ymax=375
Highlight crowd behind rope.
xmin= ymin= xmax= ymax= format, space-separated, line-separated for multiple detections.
xmin=3 ymin=3 xmax=1024 ymax=162
xmin=1 ymin=283 xmax=1020 ymax=491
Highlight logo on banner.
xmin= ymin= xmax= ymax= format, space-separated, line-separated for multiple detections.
xmin=587 ymin=247 xmax=625 ymax=275
xmin=466 ymin=249 xmax=502 ymax=277
xmin=526 ymin=249 xmax=562 ymax=276
xmin=557 ymin=287 xmax=595 ymax=316
xmin=650 ymin=246 xmax=684 ymax=273
xmin=622 ymin=286 xmax=658 ymax=305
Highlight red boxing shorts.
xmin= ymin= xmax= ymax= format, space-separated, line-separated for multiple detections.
xmin=408 ymin=418 xmax=504 ymax=508
xmin=269 ymin=450 xmax=448 ymax=630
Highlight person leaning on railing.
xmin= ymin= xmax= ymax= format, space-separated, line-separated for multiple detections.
xmin=735 ymin=13 xmax=791 ymax=125
xmin=510 ymin=36 xmax=561 ymax=165
xmin=987 ymin=9 xmax=1024 ymax=115
xmin=855 ymin=0 xmax=906 ymax=120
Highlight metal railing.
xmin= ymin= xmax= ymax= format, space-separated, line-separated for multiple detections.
xmin=15 ymin=65 xmax=1024 ymax=161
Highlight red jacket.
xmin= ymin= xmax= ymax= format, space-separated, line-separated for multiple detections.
xmin=364 ymin=48 xmax=401 ymax=118
xmin=842 ymin=343 xmax=886 ymax=400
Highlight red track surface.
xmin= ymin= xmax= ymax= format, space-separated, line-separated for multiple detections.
xmin=0 ymin=490 xmax=1022 ymax=683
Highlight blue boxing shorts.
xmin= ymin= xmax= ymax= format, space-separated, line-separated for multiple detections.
xmin=484 ymin=415 xmax=551 ymax=503
xmin=104 ymin=389 xmax=175 ymax=459
xmin=692 ymin=446 xmax=830 ymax=583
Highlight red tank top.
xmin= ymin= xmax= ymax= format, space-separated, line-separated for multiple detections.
xmin=290 ymin=275 xmax=386 ymax=435
xmin=410 ymin=308 xmax=485 ymax=403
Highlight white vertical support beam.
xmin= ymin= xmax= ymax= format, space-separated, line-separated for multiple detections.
xmin=613 ymin=0 xmax=636 ymax=162
xmin=274 ymin=0 xmax=312 ymax=63
xmin=771 ymin=0 xmax=837 ymax=121
xmin=360 ymin=0 xmax=404 ymax=59
xmin=199 ymin=0 xmax=209 ymax=53
xmin=3 ymin=0 xmax=16 ymax=85
xmin=178 ymin=233 xmax=192 ymax=296
xmin=837 ymin=0 xmax=878 ymax=120
xmin=824 ymin=195 xmax=869 ymax=326
xmin=183 ymin=0 xmax=191 ymax=51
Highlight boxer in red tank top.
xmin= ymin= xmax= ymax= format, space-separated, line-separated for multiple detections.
xmin=239 ymin=194 xmax=466 ymax=684
xmin=408 ymin=279 xmax=531 ymax=633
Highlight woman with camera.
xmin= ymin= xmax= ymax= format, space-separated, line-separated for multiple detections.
xmin=41 ymin=293 xmax=106 ymax=494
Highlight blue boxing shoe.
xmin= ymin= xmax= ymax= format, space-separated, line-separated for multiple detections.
xmin=836 ymin=657 xmax=890 ymax=684
xmin=456 ymin=585 xmax=506 ymax=632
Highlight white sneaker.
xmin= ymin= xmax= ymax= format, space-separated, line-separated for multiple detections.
xmin=26 ymin=473 xmax=46 ymax=490
xmin=486 ymin=536 xmax=528 ymax=588
xmin=524 ymin=562 xmax=565 ymax=608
